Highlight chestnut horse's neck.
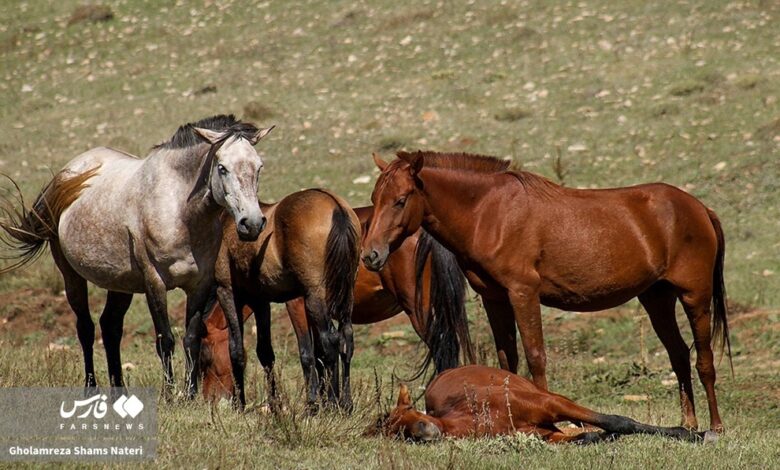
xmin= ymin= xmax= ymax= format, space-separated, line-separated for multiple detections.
xmin=417 ymin=168 xmax=509 ymax=260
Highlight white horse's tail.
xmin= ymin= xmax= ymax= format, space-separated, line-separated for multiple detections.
xmin=0 ymin=166 xmax=99 ymax=273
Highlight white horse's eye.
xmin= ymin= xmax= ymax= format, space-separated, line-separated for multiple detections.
xmin=217 ymin=164 xmax=228 ymax=175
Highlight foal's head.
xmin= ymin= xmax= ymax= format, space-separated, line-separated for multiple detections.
xmin=380 ymin=384 xmax=442 ymax=442
xmin=362 ymin=152 xmax=426 ymax=271
xmin=194 ymin=122 xmax=274 ymax=241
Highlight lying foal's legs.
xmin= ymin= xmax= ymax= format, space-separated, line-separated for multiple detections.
xmin=546 ymin=392 xmax=704 ymax=443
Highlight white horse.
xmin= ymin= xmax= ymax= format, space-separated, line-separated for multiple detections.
xmin=0 ymin=114 xmax=272 ymax=397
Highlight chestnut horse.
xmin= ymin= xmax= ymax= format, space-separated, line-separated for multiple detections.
xmin=377 ymin=365 xmax=711 ymax=444
xmin=362 ymin=151 xmax=731 ymax=432
xmin=200 ymin=206 xmax=473 ymax=401
xmin=212 ymin=189 xmax=360 ymax=410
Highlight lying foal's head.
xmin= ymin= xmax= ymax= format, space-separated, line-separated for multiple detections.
xmin=380 ymin=384 xmax=442 ymax=442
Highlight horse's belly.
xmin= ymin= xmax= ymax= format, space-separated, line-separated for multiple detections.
xmin=539 ymin=278 xmax=655 ymax=312
xmin=60 ymin=236 xmax=145 ymax=294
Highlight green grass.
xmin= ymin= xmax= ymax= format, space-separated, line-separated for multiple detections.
xmin=0 ymin=0 xmax=779 ymax=468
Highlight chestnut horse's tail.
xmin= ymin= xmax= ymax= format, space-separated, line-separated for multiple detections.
xmin=0 ymin=167 xmax=99 ymax=273
xmin=323 ymin=200 xmax=360 ymax=326
xmin=706 ymin=208 xmax=733 ymax=374
xmin=414 ymin=230 xmax=474 ymax=377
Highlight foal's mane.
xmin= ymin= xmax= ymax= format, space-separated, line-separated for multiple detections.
xmin=153 ymin=114 xmax=259 ymax=150
xmin=396 ymin=150 xmax=560 ymax=196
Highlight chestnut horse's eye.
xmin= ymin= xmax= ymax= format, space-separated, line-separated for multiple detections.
xmin=217 ymin=164 xmax=228 ymax=176
xmin=395 ymin=196 xmax=407 ymax=208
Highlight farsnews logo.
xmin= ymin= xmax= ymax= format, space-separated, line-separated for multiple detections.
xmin=60 ymin=394 xmax=144 ymax=420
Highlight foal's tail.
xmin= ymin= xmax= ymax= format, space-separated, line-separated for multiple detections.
xmin=324 ymin=199 xmax=360 ymax=325
xmin=706 ymin=208 xmax=733 ymax=374
xmin=414 ymin=230 xmax=474 ymax=377
xmin=0 ymin=167 xmax=99 ymax=273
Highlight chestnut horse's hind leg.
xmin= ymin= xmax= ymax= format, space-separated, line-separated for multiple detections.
xmin=337 ymin=318 xmax=354 ymax=412
xmin=679 ymin=290 xmax=723 ymax=432
xmin=250 ymin=300 xmax=278 ymax=409
xmin=99 ymin=291 xmax=133 ymax=389
xmin=51 ymin=242 xmax=96 ymax=390
xmin=286 ymin=299 xmax=319 ymax=411
xmin=638 ymin=284 xmax=698 ymax=430
xmin=482 ymin=297 xmax=519 ymax=373
xmin=304 ymin=293 xmax=340 ymax=407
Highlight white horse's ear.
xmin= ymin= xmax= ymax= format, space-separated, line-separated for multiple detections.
xmin=250 ymin=125 xmax=275 ymax=145
xmin=194 ymin=127 xmax=227 ymax=144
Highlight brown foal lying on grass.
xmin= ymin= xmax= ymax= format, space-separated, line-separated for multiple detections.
xmin=377 ymin=365 xmax=715 ymax=444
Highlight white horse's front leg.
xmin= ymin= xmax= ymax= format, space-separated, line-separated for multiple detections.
xmin=183 ymin=280 xmax=216 ymax=399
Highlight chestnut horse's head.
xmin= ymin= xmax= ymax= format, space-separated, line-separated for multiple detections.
xmin=380 ymin=384 xmax=442 ymax=442
xmin=362 ymin=152 xmax=426 ymax=271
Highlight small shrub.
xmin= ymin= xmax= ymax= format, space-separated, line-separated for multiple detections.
xmin=68 ymin=5 xmax=114 ymax=26
xmin=494 ymin=107 xmax=531 ymax=122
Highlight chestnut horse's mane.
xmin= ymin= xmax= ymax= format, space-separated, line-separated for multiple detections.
xmin=396 ymin=150 xmax=560 ymax=196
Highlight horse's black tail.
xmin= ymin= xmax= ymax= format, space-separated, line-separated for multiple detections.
xmin=0 ymin=167 xmax=99 ymax=273
xmin=414 ymin=230 xmax=474 ymax=378
xmin=324 ymin=200 xmax=360 ymax=326
xmin=706 ymin=208 xmax=733 ymax=376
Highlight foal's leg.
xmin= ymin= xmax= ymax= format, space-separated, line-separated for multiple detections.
xmin=216 ymin=285 xmax=247 ymax=409
xmin=679 ymin=290 xmax=724 ymax=432
xmin=285 ymin=299 xmax=319 ymax=411
xmin=250 ymin=300 xmax=278 ymax=408
xmin=482 ymin=297 xmax=519 ymax=373
xmin=99 ymin=291 xmax=133 ymax=388
xmin=183 ymin=282 xmax=214 ymax=399
xmin=51 ymin=243 xmax=96 ymax=390
xmin=546 ymin=392 xmax=703 ymax=443
xmin=638 ymin=284 xmax=697 ymax=429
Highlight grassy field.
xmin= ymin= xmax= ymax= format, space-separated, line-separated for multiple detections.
xmin=0 ymin=0 xmax=778 ymax=468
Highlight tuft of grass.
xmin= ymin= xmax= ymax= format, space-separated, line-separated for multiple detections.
xmin=494 ymin=107 xmax=532 ymax=122
xmin=754 ymin=117 xmax=780 ymax=141
xmin=67 ymin=4 xmax=114 ymax=26
xmin=733 ymin=74 xmax=764 ymax=90
xmin=376 ymin=135 xmax=411 ymax=152
xmin=243 ymin=101 xmax=276 ymax=122
xmin=668 ymin=80 xmax=707 ymax=96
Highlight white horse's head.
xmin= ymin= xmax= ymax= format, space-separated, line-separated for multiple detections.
xmin=195 ymin=125 xmax=274 ymax=241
